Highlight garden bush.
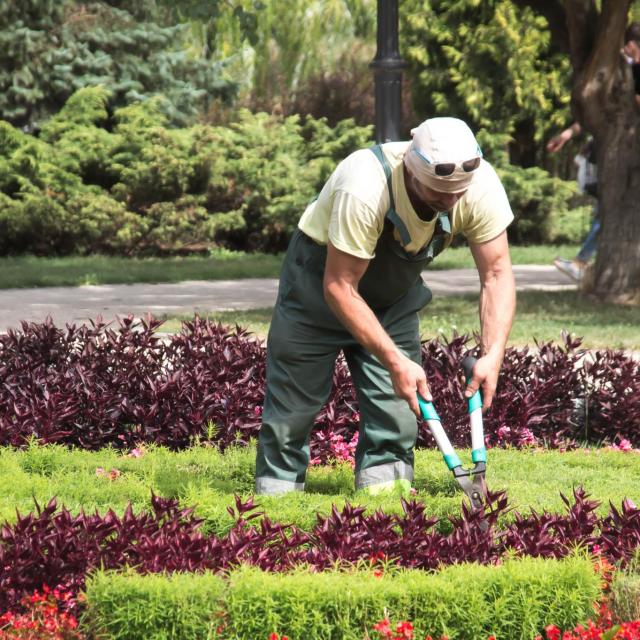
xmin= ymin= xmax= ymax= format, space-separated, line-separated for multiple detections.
xmin=0 ymin=317 xmax=638 ymax=455
xmin=0 ymin=1 xmax=236 ymax=130
xmin=83 ymin=558 xmax=599 ymax=640
xmin=1 ymin=442 xmax=638 ymax=535
xmin=0 ymin=88 xmax=373 ymax=255
xmin=0 ymin=87 xmax=584 ymax=256
xmin=81 ymin=570 xmax=225 ymax=640
xmin=0 ymin=488 xmax=638 ymax=613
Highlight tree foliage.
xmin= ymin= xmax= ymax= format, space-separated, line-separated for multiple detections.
xmin=171 ymin=0 xmax=377 ymax=118
xmin=401 ymin=0 xmax=572 ymax=167
xmin=0 ymin=0 xmax=236 ymax=129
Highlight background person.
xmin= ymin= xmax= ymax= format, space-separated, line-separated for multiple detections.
xmin=548 ymin=22 xmax=640 ymax=282
xmin=255 ymin=117 xmax=516 ymax=496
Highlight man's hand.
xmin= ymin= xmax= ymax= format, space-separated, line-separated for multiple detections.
xmin=389 ymin=355 xmax=432 ymax=417
xmin=463 ymin=352 xmax=502 ymax=411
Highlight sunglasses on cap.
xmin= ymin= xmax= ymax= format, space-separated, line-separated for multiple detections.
xmin=412 ymin=146 xmax=483 ymax=176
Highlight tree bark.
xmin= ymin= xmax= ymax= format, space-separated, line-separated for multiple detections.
xmin=522 ymin=0 xmax=640 ymax=302
xmin=565 ymin=0 xmax=640 ymax=302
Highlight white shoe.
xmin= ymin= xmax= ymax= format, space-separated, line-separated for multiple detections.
xmin=553 ymin=258 xmax=583 ymax=282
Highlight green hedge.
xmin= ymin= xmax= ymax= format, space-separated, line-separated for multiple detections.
xmin=0 ymin=87 xmax=585 ymax=256
xmin=82 ymin=570 xmax=226 ymax=640
xmin=83 ymin=557 xmax=599 ymax=640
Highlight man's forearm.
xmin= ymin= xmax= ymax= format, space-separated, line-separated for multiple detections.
xmin=324 ymin=281 xmax=403 ymax=371
xmin=478 ymin=270 xmax=516 ymax=361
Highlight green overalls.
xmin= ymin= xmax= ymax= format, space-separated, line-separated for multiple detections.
xmin=255 ymin=145 xmax=452 ymax=495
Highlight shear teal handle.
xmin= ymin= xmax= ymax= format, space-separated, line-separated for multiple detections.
xmin=416 ymin=395 xmax=439 ymax=422
xmin=417 ymin=395 xmax=462 ymax=470
xmin=461 ymin=356 xmax=486 ymax=464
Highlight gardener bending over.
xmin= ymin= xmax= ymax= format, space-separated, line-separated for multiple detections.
xmin=255 ymin=117 xmax=516 ymax=495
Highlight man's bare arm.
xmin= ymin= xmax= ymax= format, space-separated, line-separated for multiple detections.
xmin=468 ymin=230 xmax=516 ymax=410
xmin=323 ymin=241 xmax=430 ymax=416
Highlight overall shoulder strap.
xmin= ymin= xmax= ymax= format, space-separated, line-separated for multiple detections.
xmin=369 ymin=145 xmax=411 ymax=245
xmin=369 ymin=145 xmax=395 ymax=212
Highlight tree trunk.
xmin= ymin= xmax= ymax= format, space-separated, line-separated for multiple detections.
xmin=565 ymin=0 xmax=640 ymax=302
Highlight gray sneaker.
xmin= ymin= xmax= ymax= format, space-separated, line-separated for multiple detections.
xmin=553 ymin=258 xmax=583 ymax=282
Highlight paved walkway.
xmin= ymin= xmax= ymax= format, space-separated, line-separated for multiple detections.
xmin=0 ymin=265 xmax=574 ymax=332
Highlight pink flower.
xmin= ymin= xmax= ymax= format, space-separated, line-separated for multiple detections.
xmin=518 ymin=428 xmax=537 ymax=446
xmin=373 ymin=618 xmax=392 ymax=636
xmin=617 ymin=438 xmax=633 ymax=451
xmin=497 ymin=425 xmax=511 ymax=441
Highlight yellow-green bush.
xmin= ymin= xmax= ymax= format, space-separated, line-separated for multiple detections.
xmin=83 ymin=557 xmax=599 ymax=640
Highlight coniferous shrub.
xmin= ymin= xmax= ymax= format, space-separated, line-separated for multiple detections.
xmin=0 ymin=1 xmax=235 ymax=130
xmin=0 ymin=90 xmax=374 ymax=255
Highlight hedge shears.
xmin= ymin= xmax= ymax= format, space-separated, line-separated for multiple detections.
xmin=417 ymin=356 xmax=487 ymax=511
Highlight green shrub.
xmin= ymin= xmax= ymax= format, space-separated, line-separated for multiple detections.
xmin=224 ymin=558 xmax=598 ymax=640
xmin=0 ymin=1 xmax=235 ymax=130
xmin=611 ymin=550 xmax=640 ymax=623
xmin=402 ymin=1 xmax=571 ymax=167
xmin=82 ymin=569 xmax=226 ymax=640
xmin=83 ymin=557 xmax=599 ymax=640
xmin=0 ymin=90 xmax=373 ymax=255
xmin=496 ymin=162 xmax=582 ymax=244
xmin=1 ymin=86 xmax=584 ymax=255
xmin=547 ymin=203 xmax=594 ymax=245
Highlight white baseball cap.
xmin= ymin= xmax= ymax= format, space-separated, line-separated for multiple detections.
xmin=404 ymin=117 xmax=482 ymax=193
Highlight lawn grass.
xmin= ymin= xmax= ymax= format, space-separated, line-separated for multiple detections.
xmin=0 ymin=245 xmax=578 ymax=289
xmin=1 ymin=443 xmax=638 ymax=534
xmin=158 ymin=289 xmax=640 ymax=350
xmin=0 ymin=251 xmax=284 ymax=289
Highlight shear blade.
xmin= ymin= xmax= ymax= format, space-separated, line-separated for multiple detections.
xmin=455 ymin=474 xmax=486 ymax=511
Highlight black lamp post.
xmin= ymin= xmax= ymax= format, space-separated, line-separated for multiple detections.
xmin=370 ymin=0 xmax=406 ymax=142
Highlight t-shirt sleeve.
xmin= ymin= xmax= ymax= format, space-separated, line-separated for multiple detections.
xmin=327 ymin=189 xmax=383 ymax=259
xmin=461 ymin=163 xmax=514 ymax=244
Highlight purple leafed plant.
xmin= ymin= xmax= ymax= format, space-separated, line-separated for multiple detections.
xmin=1 ymin=489 xmax=639 ymax=613
xmin=0 ymin=318 xmax=637 ymax=454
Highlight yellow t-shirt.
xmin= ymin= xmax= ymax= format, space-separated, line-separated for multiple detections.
xmin=298 ymin=141 xmax=514 ymax=259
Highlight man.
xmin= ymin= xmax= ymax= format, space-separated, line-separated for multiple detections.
xmin=255 ymin=117 xmax=516 ymax=496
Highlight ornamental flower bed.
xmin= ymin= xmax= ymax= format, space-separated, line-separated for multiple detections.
xmin=0 ymin=586 xmax=81 ymax=639
xmin=0 ymin=318 xmax=638 ymax=457
xmin=0 ymin=488 xmax=639 ymax=614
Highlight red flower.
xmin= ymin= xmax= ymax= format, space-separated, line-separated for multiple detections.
xmin=395 ymin=620 xmax=413 ymax=638
xmin=374 ymin=618 xmax=393 ymax=636
xmin=545 ymin=624 xmax=561 ymax=640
